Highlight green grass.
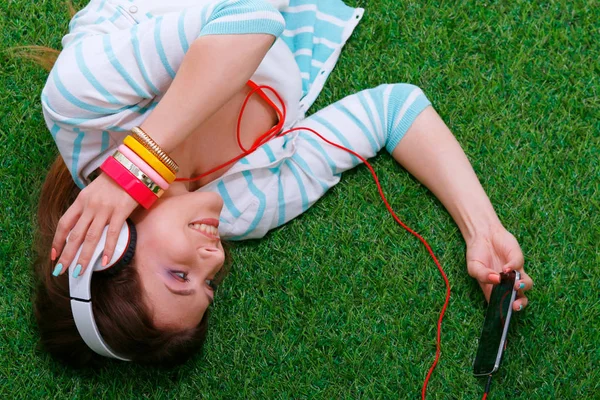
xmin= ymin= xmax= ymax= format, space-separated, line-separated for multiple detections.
xmin=1 ymin=0 xmax=599 ymax=398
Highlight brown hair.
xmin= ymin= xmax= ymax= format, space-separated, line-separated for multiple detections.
xmin=33 ymin=157 xmax=214 ymax=367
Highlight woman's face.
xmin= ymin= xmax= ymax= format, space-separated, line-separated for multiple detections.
xmin=131 ymin=184 xmax=225 ymax=330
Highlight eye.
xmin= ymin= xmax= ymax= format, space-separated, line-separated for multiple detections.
xmin=171 ymin=271 xmax=189 ymax=282
xmin=205 ymin=279 xmax=216 ymax=290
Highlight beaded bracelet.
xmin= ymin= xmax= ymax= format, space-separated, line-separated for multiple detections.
xmin=112 ymin=151 xmax=164 ymax=196
xmin=100 ymin=156 xmax=158 ymax=209
xmin=131 ymin=126 xmax=179 ymax=174
xmin=123 ymin=136 xmax=176 ymax=183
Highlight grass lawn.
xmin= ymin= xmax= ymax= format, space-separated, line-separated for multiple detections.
xmin=1 ymin=0 xmax=598 ymax=398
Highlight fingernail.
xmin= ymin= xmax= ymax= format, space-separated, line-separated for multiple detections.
xmin=519 ymin=282 xmax=525 ymax=290
xmin=50 ymin=248 xmax=57 ymax=261
xmin=102 ymin=255 xmax=108 ymax=267
xmin=73 ymin=264 xmax=82 ymax=278
xmin=52 ymin=264 xmax=63 ymax=277
xmin=518 ymin=305 xmax=523 ymax=311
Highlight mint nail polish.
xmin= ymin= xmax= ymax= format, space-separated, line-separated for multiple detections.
xmin=73 ymin=264 xmax=82 ymax=278
xmin=52 ymin=264 xmax=63 ymax=277
xmin=519 ymin=282 xmax=525 ymax=290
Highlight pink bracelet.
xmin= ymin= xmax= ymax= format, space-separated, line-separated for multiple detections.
xmin=100 ymin=156 xmax=158 ymax=209
xmin=118 ymin=144 xmax=169 ymax=190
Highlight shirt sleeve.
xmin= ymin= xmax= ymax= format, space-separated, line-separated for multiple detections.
xmin=41 ymin=0 xmax=285 ymax=187
xmin=269 ymin=83 xmax=432 ymax=234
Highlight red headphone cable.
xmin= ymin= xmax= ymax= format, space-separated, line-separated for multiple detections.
xmin=176 ymin=81 xmax=451 ymax=399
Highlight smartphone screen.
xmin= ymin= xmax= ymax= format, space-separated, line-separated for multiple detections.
xmin=473 ymin=271 xmax=520 ymax=376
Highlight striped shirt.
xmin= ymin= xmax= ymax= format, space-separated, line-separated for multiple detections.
xmin=41 ymin=0 xmax=432 ymax=241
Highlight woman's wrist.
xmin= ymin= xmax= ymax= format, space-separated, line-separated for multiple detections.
xmin=452 ymin=197 xmax=502 ymax=245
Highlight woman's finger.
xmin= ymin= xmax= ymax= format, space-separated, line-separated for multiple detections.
xmin=467 ymin=260 xmax=501 ymax=284
xmin=52 ymin=213 xmax=94 ymax=276
xmin=51 ymin=201 xmax=83 ymax=260
xmin=101 ymin=214 xmax=129 ymax=268
xmin=513 ymin=294 xmax=529 ymax=311
xmin=71 ymin=212 xmax=111 ymax=277
xmin=514 ymin=271 xmax=534 ymax=292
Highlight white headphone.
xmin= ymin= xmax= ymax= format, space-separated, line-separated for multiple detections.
xmin=67 ymin=220 xmax=137 ymax=361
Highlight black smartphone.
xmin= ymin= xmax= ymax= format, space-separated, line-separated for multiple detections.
xmin=473 ymin=270 xmax=520 ymax=376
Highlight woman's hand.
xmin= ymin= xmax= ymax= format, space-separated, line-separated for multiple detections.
xmin=466 ymin=224 xmax=533 ymax=311
xmin=51 ymin=173 xmax=139 ymax=277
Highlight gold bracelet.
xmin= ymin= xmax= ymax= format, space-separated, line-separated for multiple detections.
xmin=130 ymin=126 xmax=179 ymax=174
xmin=113 ymin=151 xmax=165 ymax=196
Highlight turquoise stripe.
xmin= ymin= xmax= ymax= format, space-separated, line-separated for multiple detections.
xmin=103 ymin=35 xmax=151 ymax=98
xmin=50 ymin=124 xmax=60 ymax=140
xmin=42 ymin=94 xmax=94 ymax=126
xmin=262 ymin=144 xmax=276 ymax=162
xmin=131 ymin=25 xmax=161 ymax=96
xmin=75 ymin=42 xmax=123 ymax=106
xmin=284 ymin=160 xmax=309 ymax=212
xmin=65 ymin=32 xmax=86 ymax=49
xmin=71 ymin=128 xmax=86 ymax=188
xmin=297 ymin=132 xmax=339 ymax=176
xmin=108 ymin=10 xmax=121 ymax=23
xmin=96 ymin=0 xmax=107 ymax=12
xmin=386 ymin=94 xmax=431 ymax=154
xmin=217 ymin=181 xmax=242 ymax=218
xmin=334 ymin=102 xmax=380 ymax=154
xmin=291 ymin=153 xmax=329 ymax=192
xmin=51 ymin=67 xmax=128 ymax=115
xmin=200 ymin=20 xmax=285 ymax=36
xmin=94 ymin=16 xmax=106 ymax=24
xmin=231 ymin=171 xmax=267 ymax=240
xmin=357 ymin=91 xmax=384 ymax=144
xmin=154 ymin=17 xmax=176 ymax=79
xmin=178 ymin=10 xmax=190 ymax=53
xmin=311 ymin=114 xmax=355 ymax=151
xmin=277 ymin=180 xmax=286 ymax=226
xmin=369 ymin=87 xmax=388 ymax=138
xmin=101 ymin=131 xmax=110 ymax=153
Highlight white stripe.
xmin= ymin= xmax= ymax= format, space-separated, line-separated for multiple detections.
xmin=312 ymin=36 xmax=337 ymax=49
xmin=311 ymin=60 xmax=323 ymax=68
xmin=216 ymin=11 xmax=283 ymax=24
xmin=285 ymin=5 xmax=318 ymax=13
xmin=316 ymin=11 xmax=346 ymax=27
xmin=283 ymin=26 xmax=314 ymax=36
xmin=364 ymin=92 xmax=384 ymax=143
xmin=393 ymin=88 xmax=424 ymax=131
xmin=294 ymin=48 xmax=312 ymax=57
xmin=300 ymin=72 xmax=310 ymax=80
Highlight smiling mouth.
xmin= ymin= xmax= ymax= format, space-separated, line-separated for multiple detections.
xmin=189 ymin=219 xmax=220 ymax=239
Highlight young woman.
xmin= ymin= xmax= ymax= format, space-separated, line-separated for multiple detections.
xmin=35 ymin=0 xmax=532 ymax=366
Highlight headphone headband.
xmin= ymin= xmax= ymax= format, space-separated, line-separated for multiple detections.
xmin=68 ymin=220 xmax=136 ymax=361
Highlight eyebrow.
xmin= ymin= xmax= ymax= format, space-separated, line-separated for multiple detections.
xmin=164 ymin=283 xmax=196 ymax=296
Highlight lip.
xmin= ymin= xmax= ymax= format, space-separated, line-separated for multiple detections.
xmin=189 ymin=218 xmax=220 ymax=240
xmin=190 ymin=218 xmax=219 ymax=228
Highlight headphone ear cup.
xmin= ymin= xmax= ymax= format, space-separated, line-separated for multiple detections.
xmin=99 ymin=219 xmax=137 ymax=277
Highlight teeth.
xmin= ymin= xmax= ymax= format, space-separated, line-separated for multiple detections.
xmin=190 ymin=223 xmax=218 ymax=236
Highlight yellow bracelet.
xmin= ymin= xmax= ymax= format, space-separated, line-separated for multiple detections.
xmin=112 ymin=151 xmax=165 ymax=196
xmin=131 ymin=127 xmax=179 ymax=174
xmin=123 ymin=136 xmax=176 ymax=183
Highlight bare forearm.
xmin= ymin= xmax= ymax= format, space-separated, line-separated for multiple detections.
xmin=391 ymin=107 xmax=501 ymax=242
xmin=140 ymin=34 xmax=275 ymax=153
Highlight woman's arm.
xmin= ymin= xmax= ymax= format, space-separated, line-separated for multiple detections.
xmin=392 ymin=106 xmax=533 ymax=308
xmin=50 ymin=0 xmax=285 ymax=276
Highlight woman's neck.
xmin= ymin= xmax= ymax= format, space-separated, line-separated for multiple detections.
xmin=168 ymin=86 xmax=279 ymax=191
